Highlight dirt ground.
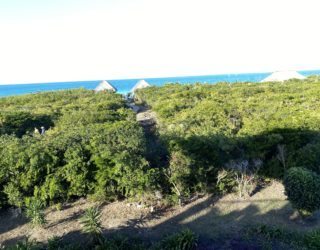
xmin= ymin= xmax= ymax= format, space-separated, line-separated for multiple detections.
xmin=1 ymin=181 xmax=319 ymax=247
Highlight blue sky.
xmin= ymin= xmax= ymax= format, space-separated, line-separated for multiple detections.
xmin=0 ymin=0 xmax=319 ymax=84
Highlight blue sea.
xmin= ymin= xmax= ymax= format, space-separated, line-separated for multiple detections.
xmin=1 ymin=70 xmax=320 ymax=98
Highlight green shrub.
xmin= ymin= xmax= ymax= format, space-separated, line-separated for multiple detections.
xmin=97 ymin=235 xmax=146 ymax=250
xmin=292 ymin=141 xmax=320 ymax=175
xmin=248 ymin=224 xmax=320 ymax=249
xmin=3 ymin=182 xmax=24 ymax=207
xmin=246 ymin=224 xmax=302 ymax=249
xmin=4 ymin=79 xmax=320 ymax=212
xmin=165 ymin=151 xmax=193 ymax=204
xmin=79 ymin=206 xmax=103 ymax=243
xmin=136 ymin=79 xmax=320 ymax=187
xmin=47 ymin=236 xmax=61 ymax=250
xmin=304 ymin=229 xmax=320 ymax=250
xmin=5 ymin=237 xmax=38 ymax=250
xmin=158 ymin=229 xmax=198 ymax=250
xmin=216 ymin=169 xmax=236 ymax=194
xmin=0 ymin=90 xmax=154 ymax=208
xmin=24 ymin=197 xmax=46 ymax=227
xmin=283 ymin=167 xmax=320 ymax=215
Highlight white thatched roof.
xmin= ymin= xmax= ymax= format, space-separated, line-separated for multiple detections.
xmin=131 ymin=80 xmax=151 ymax=92
xmin=261 ymin=71 xmax=306 ymax=82
xmin=94 ymin=80 xmax=117 ymax=92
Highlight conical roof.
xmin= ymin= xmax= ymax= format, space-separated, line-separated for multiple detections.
xmin=261 ymin=71 xmax=306 ymax=82
xmin=94 ymin=80 xmax=117 ymax=92
xmin=131 ymin=80 xmax=151 ymax=92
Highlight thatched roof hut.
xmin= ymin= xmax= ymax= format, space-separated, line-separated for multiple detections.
xmin=94 ymin=80 xmax=117 ymax=92
xmin=131 ymin=80 xmax=151 ymax=93
xmin=261 ymin=71 xmax=306 ymax=82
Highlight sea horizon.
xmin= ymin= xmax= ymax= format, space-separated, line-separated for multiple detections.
xmin=1 ymin=69 xmax=320 ymax=98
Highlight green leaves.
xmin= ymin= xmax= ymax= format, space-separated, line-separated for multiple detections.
xmin=158 ymin=229 xmax=198 ymax=250
xmin=283 ymin=167 xmax=320 ymax=215
xmin=80 ymin=206 xmax=103 ymax=243
xmin=24 ymin=197 xmax=46 ymax=227
xmin=137 ymin=78 xmax=320 ymax=193
xmin=0 ymin=89 xmax=154 ymax=208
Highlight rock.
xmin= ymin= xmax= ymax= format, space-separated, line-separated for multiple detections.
xmin=78 ymin=198 xmax=86 ymax=203
xmin=136 ymin=202 xmax=144 ymax=209
xmin=155 ymin=191 xmax=163 ymax=200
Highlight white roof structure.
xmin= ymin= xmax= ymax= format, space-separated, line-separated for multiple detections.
xmin=94 ymin=80 xmax=117 ymax=92
xmin=131 ymin=80 xmax=151 ymax=92
xmin=261 ymin=71 xmax=306 ymax=82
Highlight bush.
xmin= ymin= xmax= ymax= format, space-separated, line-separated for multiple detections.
xmin=3 ymin=182 xmax=24 ymax=207
xmin=304 ymin=229 xmax=320 ymax=250
xmin=24 ymin=197 xmax=46 ymax=227
xmin=97 ymin=235 xmax=146 ymax=250
xmin=47 ymin=236 xmax=62 ymax=250
xmin=136 ymin=80 xmax=320 ymax=186
xmin=216 ymin=169 xmax=236 ymax=194
xmin=79 ymin=206 xmax=103 ymax=243
xmin=283 ymin=167 xmax=320 ymax=215
xmin=0 ymin=90 xmax=155 ymax=208
xmin=158 ymin=229 xmax=198 ymax=250
xmin=247 ymin=224 xmax=320 ymax=249
xmin=165 ymin=151 xmax=193 ymax=205
xmin=5 ymin=237 xmax=38 ymax=250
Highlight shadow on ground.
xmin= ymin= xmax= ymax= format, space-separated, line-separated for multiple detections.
xmin=0 ymin=209 xmax=28 ymax=235
xmin=2 ymin=127 xmax=320 ymax=248
xmin=3 ymin=192 xmax=315 ymax=249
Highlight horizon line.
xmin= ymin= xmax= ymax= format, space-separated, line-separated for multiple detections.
xmin=1 ymin=68 xmax=320 ymax=86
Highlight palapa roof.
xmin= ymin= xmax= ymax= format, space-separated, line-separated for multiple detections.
xmin=94 ymin=80 xmax=117 ymax=92
xmin=261 ymin=71 xmax=306 ymax=82
xmin=131 ymin=80 xmax=151 ymax=93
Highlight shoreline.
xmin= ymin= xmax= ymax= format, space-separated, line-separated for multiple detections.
xmin=1 ymin=69 xmax=320 ymax=86
xmin=1 ymin=70 xmax=320 ymax=99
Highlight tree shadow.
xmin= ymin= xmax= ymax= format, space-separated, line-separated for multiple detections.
xmin=0 ymin=111 xmax=54 ymax=137
xmin=249 ymin=180 xmax=269 ymax=197
xmin=1 ymin=184 xmax=317 ymax=249
xmin=107 ymin=127 xmax=320 ymax=247
xmin=108 ymin=195 xmax=313 ymax=249
xmin=45 ymin=210 xmax=83 ymax=229
xmin=1 ymin=235 xmax=28 ymax=248
xmin=35 ymin=194 xmax=305 ymax=249
xmin=164 ymin=128 xmax=320 ymax=182
xmin=0 ymin=208 xmax=28 ymax=235
xmin=2 ymin=128 xmax=320 ymax=248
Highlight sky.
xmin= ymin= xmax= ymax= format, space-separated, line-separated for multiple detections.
xmin=0 ymin=0 xmax=319 ymax=84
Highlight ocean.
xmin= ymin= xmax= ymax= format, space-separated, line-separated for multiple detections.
xmin=1 ymin=70 xmax=320 ymax=98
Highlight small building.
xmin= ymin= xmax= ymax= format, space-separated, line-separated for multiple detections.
xmin=94 ymin=80 xmax=117 ymax=92
xmin=260 ymin=71 xmax=306 ymax=82
xmin=131 ymin=80 xmax=151 ymax=93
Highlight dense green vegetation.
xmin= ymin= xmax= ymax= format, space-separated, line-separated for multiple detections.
xmin=2 ymin=79 xmax=320 ymax=207
xmin=5 ymin=229 xmax=198 ymax=250
xmin=284 ymin=167 xmax=320 ymax=216
xmin=247 ymin=224 xmax=320 ymax=249
xmin=2 ymin=77 xmax=320 ymax=248
xmin=135 ymin=76 xmax=320 ymax=202
xmin=5 ymin=225 xmax=320 ymax=249
xmin=0 ymin=89 xmax=157 ymax=208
